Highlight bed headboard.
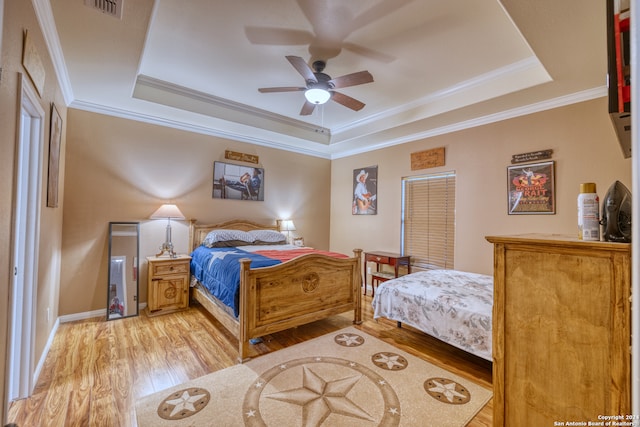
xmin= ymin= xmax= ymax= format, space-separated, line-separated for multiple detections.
xmin=188 ymin=219 xmax=279 ymax=252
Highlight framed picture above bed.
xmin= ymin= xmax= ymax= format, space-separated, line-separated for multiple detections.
xmin=213 ymin=161 xmax=265 ymax=201
xmin=507 ymin=160 xmax=555 ymax=215
xmin=352 ymin=165 xmax=378 ymax=215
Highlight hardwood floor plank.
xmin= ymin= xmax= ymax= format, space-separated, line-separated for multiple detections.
xmin=7 ymin=295 xmax=492 ymax=426
xmin=126 ymin=344 xmax=157 ymax=400
xmin=89 ymin=394 xmax=121 ymax=427
xmin=65 ymin=389 xmax=91 ymax=427
xmin=40 ymin=376 xmax=72 ymax=426
xmin=7 ymin=391 xmax=45 ymax=427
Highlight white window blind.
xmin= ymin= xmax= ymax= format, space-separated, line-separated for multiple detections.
xmin=401 ymin=171 xmax=456 ymax=269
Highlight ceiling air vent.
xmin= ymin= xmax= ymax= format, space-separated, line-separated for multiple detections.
xmin=84 ymin=0 xmax=123 ymax=19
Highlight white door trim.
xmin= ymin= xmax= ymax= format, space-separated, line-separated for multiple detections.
xmin=6 ymin=74 xmax=44 ymax=407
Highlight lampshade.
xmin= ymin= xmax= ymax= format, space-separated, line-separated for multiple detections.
xmin=280 ymin=220 xmax=296 ymax=232
xmin=150 ymin=204 xmax=185 ymax=258
xmin=304 ymin=88 xmax=331 ymax=105
xmin=150 ymin=204 xmax=185 ymax=220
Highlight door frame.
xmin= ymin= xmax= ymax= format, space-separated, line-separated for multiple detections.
xmin=6 ymin=74 xmax=44 ymax=410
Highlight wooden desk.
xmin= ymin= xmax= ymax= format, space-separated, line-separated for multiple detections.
xmin=363 ymin=251 xmax=411 ymax=296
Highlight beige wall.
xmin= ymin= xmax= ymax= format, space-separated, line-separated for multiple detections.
xmin=62 ymin=98 xmax=633 ymax=315
xmin=60 ymin=108 xmax=332 ymax=315
xmin=330 ymin=97 xmax=632 ymax=276
xmin=0 ymin=0 xmax=67 ymax=420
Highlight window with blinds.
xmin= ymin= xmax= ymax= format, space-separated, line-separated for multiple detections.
xmin=401 ymin=171 xmax=456 ymax=270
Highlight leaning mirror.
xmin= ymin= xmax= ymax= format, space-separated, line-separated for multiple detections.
xmin=107 ymin=222 xmax=140 ymax=320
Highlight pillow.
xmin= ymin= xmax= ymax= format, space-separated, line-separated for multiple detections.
xmin=247 ymin=229 xmax=287 ymax=243
xmin=206 ymin=239 xmax=254 ymax=248
xmin=202 ymin=229 xmax=255 ymax=247
xmin=253 ymin=239 xmax=287 ymax=246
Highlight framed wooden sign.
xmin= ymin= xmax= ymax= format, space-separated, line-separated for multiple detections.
xmin=511 ymin=149 xmax=553 ymax=164
xmin=411 ymin=147 xmax=445 ymax=170
xmin=224 ymin=150 xmax=258 ymax=164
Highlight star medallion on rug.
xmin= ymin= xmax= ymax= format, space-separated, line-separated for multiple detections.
xmin=135 ymin=326 xmax=492 ymax=426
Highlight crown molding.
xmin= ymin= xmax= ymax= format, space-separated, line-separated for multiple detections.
xmin=331 ymin=86 xmax=607 ymax=159
xmin=331 ymin=56 xmax=550 ymax=139
xmin=133 ymin=75 xmax=331 ymax=144
xmin=70 ymin=99 xmax=333 ymax=159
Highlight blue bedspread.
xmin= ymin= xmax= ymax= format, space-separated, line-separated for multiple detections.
xmin=190 ymin=246 xmax=282 ymax=317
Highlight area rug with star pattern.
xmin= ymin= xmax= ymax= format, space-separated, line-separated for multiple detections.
xmin=135 ymin=326 xmax=492 ymax=426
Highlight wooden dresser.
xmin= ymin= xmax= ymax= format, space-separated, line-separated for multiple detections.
xmin=485 ymin=234 xmax=631 ymax=426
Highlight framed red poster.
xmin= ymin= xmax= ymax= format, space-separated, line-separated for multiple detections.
xmin=507 ymin=161 xmax=555 ymax=215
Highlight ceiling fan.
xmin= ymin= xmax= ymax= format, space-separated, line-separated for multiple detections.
xmin=258 ymin=55 xmax=374 ymax=116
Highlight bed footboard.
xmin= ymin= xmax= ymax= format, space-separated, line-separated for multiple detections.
xmin=237 ymin=249 xmax=362 ymax=361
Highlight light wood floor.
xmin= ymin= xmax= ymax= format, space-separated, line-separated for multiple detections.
xmin=8 ymin=295 xmax=492 ymax=426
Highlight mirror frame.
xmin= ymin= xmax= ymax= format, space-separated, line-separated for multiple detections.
xmin=107 ymin=222 xmax=140 ymax=320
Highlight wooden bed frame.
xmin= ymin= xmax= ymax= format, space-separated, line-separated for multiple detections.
xmin=188 ymin=219 xmax=362 ymax=362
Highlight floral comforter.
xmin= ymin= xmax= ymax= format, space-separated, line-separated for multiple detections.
xmin=372 ymin=269 xmax=493 ymax=361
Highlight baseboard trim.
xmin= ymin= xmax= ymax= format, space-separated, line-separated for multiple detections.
xmin=33 ymin=317 xmax=60 ymax=388
xmin=58 ymin=303 xmax=147 ymax=324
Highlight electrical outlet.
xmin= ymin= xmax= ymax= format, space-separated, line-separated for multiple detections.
xmin=367 ymin=267 xmax=371 ymax=274
xmin=46 ymin=307 xmax=50 ymax=322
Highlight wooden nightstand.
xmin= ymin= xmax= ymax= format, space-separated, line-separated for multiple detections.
xmin=146 ymin=255 xmax=191 ymax=317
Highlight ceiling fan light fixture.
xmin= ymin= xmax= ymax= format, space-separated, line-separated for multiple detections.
xmin=305 ymin=88 xmax=331 ymax=104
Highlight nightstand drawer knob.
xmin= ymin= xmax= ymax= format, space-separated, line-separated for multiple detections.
xmin=169 ymin=266 xmax=174 ymax=271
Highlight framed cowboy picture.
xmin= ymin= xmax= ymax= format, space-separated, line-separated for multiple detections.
xmin=213 ymin=161 xmax=264 ymax=201
xmin=352 ymin=166 xmax=378 ymax=215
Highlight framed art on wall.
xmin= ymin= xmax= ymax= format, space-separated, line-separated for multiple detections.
xmin=212 ymin=161 xmax=265 ymax=201
xmin=507 ymin=160 xmax=555 ymax=214
xmin=47 ymin=103 xmax=63 ymax=208
xmin=22 ymin=30 xmax=46 ymax=97
xmin=352 ymin=165 xmax=378 ymax=215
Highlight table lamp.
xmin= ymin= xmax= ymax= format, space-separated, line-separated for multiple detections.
xmin=279 ymin=219 xmax=296 ymax=244
xmin=150 ymin=203 xmax=185 ymax=258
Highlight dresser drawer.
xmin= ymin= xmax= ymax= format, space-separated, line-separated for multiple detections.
xmin=367 ymin=254 xmax=389 ymax=264
xmin=151 ymin=260 xmax=189 ymax=277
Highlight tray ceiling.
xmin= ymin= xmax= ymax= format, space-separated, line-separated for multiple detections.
xmin=44 ymin=0 xmax=607 ymax=158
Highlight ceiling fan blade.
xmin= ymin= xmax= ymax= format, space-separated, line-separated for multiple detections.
xmin=329 ymin=71 xmax=373 ymax=89
xmin=286 ymin=55 xmax=317 ymax=83
xmin=331 ymin=91 xmax=365 ymax=111
xmin=258 ymin=87 xmax=306 ymax=93
xmin=244 ymin=27 xmax=313 ymax=45
xmin=300 ymin=101 xmax=317 ymax=116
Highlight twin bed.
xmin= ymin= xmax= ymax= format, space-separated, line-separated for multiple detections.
xmin=371 ymin=269 xmax=494 ymax=361
xmin=188 ymin=220 xmax=362 ymax=362
xmin=187 ymin=219 xmax=492 ymax=363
